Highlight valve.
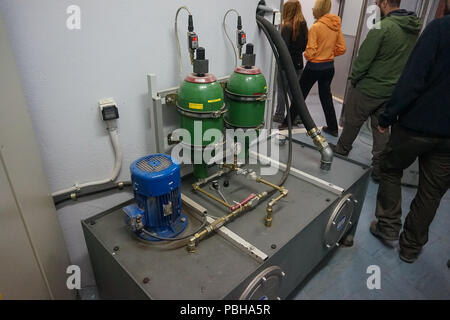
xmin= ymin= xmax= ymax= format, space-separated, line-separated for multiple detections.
xmin=187 ymin=15 xmax=198 ymax=64
xmin=236 ymin=16 xmax=246 ymax=59
xmin=242 ymin=43 xmax=256 ymax=68
xmin=188 ymin=32 xmax=199 ymax=63
xmin=193 ymin=47 xmax=208 ymax=76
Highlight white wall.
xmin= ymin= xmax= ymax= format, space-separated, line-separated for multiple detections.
xmin=0 ymin=0 xmax=285 ymax=288
xmin=291 ymin=0 xmax=340 ymax=28
xmin=341 ymin=0 xmax=364 ymax=36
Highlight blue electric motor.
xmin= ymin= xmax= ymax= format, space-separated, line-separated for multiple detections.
xmin=123 ymin=154 xmax=188 ymax=242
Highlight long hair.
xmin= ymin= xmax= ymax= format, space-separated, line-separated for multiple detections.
xmin=282 ymin=1 xmax=307 ymax=40
xmin=313 ymin=0 xmax=332 ymax=20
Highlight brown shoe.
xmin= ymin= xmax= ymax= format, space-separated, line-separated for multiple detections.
xmin=329 ymin=143 xmax=349 ymax=157
xmin=369 ymin=221 xmax=398 ymax=248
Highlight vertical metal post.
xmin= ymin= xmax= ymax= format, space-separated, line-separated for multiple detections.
xmin=339 ymin=0 xmax=369 ymax=126
xmin=265 ymin=1 xmax=284 ymax=131
xmin=147 ymin=74 xmax=166 ymax=154
xmin=338 ymin=0 xmax=346 ymax=18
xmin=420 ymin=0 xmax=434 ymax=30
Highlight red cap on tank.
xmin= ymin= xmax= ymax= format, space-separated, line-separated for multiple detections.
xmin=185 ymin=73 xmax=217 ymax=84
xmin=234 ymin=66 xmax=262 ymax=75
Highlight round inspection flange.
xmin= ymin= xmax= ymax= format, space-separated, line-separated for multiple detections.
xmin=239 ymin=266 xmax=285 ymax=300
xmin=324 ymin=193 xmax=355 ymax=249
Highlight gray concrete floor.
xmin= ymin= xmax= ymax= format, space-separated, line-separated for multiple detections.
xmin=288 ymin=94 xmax=450 ymax=300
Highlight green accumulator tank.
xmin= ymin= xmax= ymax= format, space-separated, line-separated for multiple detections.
xmin=225 ymin=43 xmax=267 ymax=159
xmin=177 ymin=47 xmax=225 ymax=179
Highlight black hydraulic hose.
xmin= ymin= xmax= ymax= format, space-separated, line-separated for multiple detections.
xmin=256 ymin=20 xmax=293 ymax=189
xmin=140 ymin=215 xmax=208 ymax=242
xmin=256 ymin=15 xmax=316 ymax=132
xmin=256 ymin=15 xmax=334 ymax=171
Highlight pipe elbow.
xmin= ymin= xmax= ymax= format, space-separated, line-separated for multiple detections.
xmin=187 ymin=237 xmax=197 ymax=253
xmin=320 ymin=145 xmax=334 ymax=171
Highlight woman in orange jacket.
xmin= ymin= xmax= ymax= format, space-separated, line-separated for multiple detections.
xmin=282 ymin=0 xmax=346 ymax=136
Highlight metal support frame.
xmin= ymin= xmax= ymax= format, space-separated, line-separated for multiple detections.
xmin=338 ymin=0 xmax=346 ymax=18
xmin=181 ymin=193 xmax=268 ymax=263
xmin=206 ymin=216 xmax=269 ymax=263
xmin=147 ymin=74 xmax=166 ymax=154
xmin=418 ymin=0 xmax=435 ymax=30
xmin=264 ymin=1 xmax=284 ymax=131
xmin=250 ymin=151 xmax=344 ymax=196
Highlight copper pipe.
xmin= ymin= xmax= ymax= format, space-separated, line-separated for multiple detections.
xmin=187 ymin=192 xmax=268 ymax=253
xmin=265 ymin=207 xmax=273 ymax=227
xmin=192 ymin=184 xmax=233 ymax=209
xmin=256 ymin=177 xmax=286 ymax=193
xmin=265 ymin=190 xmax=288 ymax=227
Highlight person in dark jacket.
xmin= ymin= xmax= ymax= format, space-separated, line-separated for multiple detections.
xmin=273 ymin=0 xmax=308 ymax=124
xmin=333 ymin=0 xmax=422 ymax=181
xmin=370 ymin=4 xmax=450 ymax=264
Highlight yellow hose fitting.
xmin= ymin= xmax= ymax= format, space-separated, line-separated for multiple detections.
xmin=265 ymin=207 xmax=273 ymax=227
xmin=187 ymin=238 xmax=196 ymax=253
xmin=307 ymin=127 xmax=329 ymax=150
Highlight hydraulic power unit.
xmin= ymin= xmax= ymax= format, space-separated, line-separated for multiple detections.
xmin=82 ymin=135 xmax=371 ymax=300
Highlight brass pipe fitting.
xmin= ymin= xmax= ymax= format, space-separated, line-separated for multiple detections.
xmin=265 ymin=207 xmax=273 ymax=227
xmin=265 ymin=189 xmax=288 ymax=228
xmin=186 ymin=192 xmax=266 ymax=253
xmin=221 ymin=163 xmax=236 ymax=171
xmin=256 ymin=177 xmax=285 ymax=193
xmin=268 ymin=191 xmax=288 ymax=208
xmin=192 ymin=184 xmax=233 ymax=209
xmin=307 ymin=127 xmax=328 ymax=150
xmin=222 ymin=153 xmax=239 ymax=171
xmin=187 ymin=238 xmax=197 ymax=253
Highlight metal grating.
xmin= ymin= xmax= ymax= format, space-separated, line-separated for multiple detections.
xmin=137 ymin=155 xmax=172 ymax=173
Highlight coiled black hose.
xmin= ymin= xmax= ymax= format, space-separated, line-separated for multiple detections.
xmin=256 ymin=19 xmax=293 ymax=189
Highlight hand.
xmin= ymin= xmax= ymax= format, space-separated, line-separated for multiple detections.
xmin=378 ymin=125 xmax=388 ymax=134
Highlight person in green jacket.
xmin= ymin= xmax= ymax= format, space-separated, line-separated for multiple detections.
xmin=332 ymin=0 xmax=422 ymax=181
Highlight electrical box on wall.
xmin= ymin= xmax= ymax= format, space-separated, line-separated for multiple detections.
xmin=99 ymin=98 xmax=119 ymax=121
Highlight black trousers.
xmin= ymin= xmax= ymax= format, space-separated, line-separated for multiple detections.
xmin=284 ymin=65 xmax=338 ymax=131
xmin=375 ymin=125 xmax=450 ymax=254
xmin=275 ymin=69 xmax=302 ymax=117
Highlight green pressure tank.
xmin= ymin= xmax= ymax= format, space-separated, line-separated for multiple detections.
xmin=225 ymin=68 xmax=267 ymax=128
xmin=225 ymin=43 xmax=267 ymax=159
xmin=177 ymin=48 xmax=224 ymax=179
